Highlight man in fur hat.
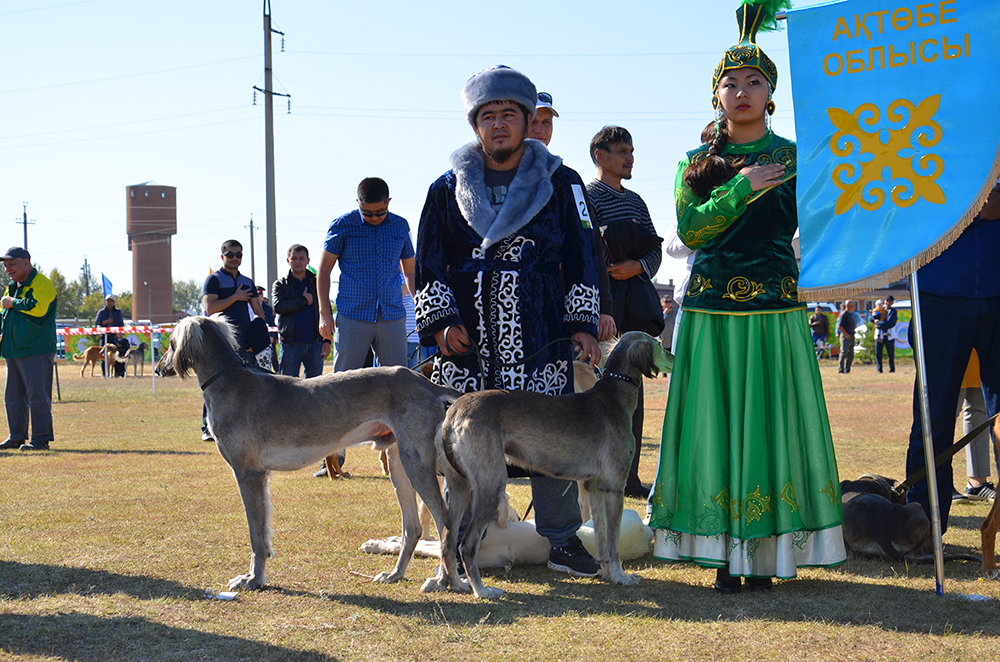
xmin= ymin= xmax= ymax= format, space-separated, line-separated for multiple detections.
xmin=414 ymin=65 xmax=602 ymax=577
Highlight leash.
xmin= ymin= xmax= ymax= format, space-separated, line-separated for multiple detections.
xmin=893 ymin=412 xmax=1000 ymax=497
xmin=199 ymin=363 xmax=242 ymax=391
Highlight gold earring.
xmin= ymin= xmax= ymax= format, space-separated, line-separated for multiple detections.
xmin=766 ymin=100 xmax=775 ymax=115
xmin=711 ymin=95 xmax=720 ymax=110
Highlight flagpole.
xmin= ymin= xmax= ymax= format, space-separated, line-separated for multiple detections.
xmin=909 ymin=268 xmax=946 ymax=595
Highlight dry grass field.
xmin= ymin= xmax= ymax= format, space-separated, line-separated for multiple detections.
xmin=1 ymin=356 xmax=999 ymax=661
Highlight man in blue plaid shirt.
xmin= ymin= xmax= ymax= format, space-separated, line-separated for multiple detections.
xmin=317 ymin=176 xmax=415 ymax=373
xmin=314 ymin=177 xmax=415 ymax=477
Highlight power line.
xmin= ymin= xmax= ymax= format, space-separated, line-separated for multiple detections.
xmin=0 ymin=55 xmax=259 ymax=94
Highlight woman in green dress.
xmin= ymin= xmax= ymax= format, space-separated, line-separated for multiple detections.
xmin=648 ymin=0 xmax=846 ymax=593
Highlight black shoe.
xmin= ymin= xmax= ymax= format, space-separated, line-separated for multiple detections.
xmin=624 ymin=483 xmax=651 ymax=499
xmin=548 ymin=536 xmax=600 ymax=578
xmin=313 ymin=461 xmax=328 ymax=478
xmin=952 ymin=488 xmax=970 ymax=503
xmin=714 ymin=567 xmax=741 ymax=594
xmin=965 ymin=481 xmax=997 ymax=502
xmin=745 ymin=577 xmax=773 ymax=592
xmin=201 ymin=430 xmax=215 ymax=442
xmin=0 ymin=438 xmax=23 ymax=450
xmin=19 ymin=441 xmax=50 ymax=451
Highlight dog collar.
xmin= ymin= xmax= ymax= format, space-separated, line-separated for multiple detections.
xmin=199 ymin=363 xmax=242 ymax=391
xmin=601 ymin=370 xmax=638 ymax=386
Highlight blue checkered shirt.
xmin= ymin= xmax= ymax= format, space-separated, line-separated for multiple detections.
xmin=323 ymin=210 xmax=415 ymax=323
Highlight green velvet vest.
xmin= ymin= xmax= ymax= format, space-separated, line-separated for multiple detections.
xmin=682 ymin=132 xmax=801 ymax=313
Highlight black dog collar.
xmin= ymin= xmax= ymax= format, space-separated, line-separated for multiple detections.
xmin=199 ymin=363 xmax=242 ymax=391
xmin=601 ymin=370 xmax=638 ymax=386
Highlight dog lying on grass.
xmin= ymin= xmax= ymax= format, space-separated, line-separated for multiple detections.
xmin=841 ymin=475 xmax=930 ymax=560
xmin=156 ymin=315 xmax=461 ymax=590
xmin=361 ymin=506 xmax=653 ymax=569
xmin=73 ymin=344 xmax=119 ymax=377
xmin=426 ymin=331 xmax=672 ymax=599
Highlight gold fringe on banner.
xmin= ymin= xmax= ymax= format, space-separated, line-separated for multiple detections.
xmin=799 ymin=139 xmax=1000 ymax=302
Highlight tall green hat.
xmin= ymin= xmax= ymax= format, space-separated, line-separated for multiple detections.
xmin=711 ymin=0 xmax=790 ymax=92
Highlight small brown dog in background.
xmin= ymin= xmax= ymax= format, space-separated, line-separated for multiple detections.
xmin=74 ymin=344 xmax=118 ymax=377
xmin=980 ymin=416 xmax=1000 ymax=578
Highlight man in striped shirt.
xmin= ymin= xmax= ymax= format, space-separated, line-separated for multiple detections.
xmin=587 ymin=126 xmax=663 ymax=500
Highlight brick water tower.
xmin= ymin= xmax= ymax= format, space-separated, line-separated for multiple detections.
xmin=126 ymin=181 xmax=176 ymax=324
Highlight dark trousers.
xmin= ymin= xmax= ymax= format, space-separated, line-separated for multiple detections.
xmin=4 ymin=354 xmax=55 ymax=443
xmin=876 ymin=338 xmax=895 ymax=372
xmin=905 ymin=293 xmax=1000 ymax=534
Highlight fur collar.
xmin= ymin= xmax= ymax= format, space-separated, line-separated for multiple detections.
xmin=450 ymin=140 xmax=562 ymax=251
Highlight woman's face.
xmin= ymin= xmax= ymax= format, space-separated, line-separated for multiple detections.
xmin=716 ymin=67 xmax=769 ymax=128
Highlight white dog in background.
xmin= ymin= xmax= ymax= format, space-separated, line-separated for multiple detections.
xmin=362 ymin=505 xmax=652 ymax=568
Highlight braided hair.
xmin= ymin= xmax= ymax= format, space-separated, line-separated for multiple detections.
xmin=682 ymin=119 xmax=744 ymax=199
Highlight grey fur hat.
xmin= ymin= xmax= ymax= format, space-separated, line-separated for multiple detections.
xmin=461 ymin=65 xmax=536 ymax=127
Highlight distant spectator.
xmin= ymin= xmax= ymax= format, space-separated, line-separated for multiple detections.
xmin=660 ymin=296 xmax=676 ymax=353
xmin=0 ymin=247 xmax=57 ymax=451
xmin=837 ymin=301 xmax=856 ymax=374
xmin=809 ymin=306 xmax=830 ymax=346
xmin=272 ymin=244 xmax=330 ymax=379
xmin=875 ymin=295 xmax=898 ymax=373
xmin=95 ymin=295 xmax=125 ymax=377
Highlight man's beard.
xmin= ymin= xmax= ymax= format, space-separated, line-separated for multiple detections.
xmin=480 ymin=131 xmax=526 ymax=165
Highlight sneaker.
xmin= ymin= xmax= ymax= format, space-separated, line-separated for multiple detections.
xmin=313 ymin=461 xmax=328 ymax=478
xmin=19 ymin=441 xmax=49 ymax=451
xmin=952 ymin=488 xmax=970 ymax=503
xmin=548 ymin=536 xmax=600 ymax=578
xmin=201 ymin=430 xmax=215 ymax=442
xmin=965 ymin=482 xmax=997 ymax=502
xmin=0 ymin=438 xmax=23 ymax=450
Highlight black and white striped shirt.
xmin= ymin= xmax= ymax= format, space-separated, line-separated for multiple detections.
xmin=586 ymin=179 xmax=662 ymax=278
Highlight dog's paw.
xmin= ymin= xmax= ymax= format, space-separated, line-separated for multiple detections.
xmin=372 ymin=570 xmax=404 ymax=584
xmin=420 ymin=576 xmax=449 ymax=593
xmin=601 ymin=566 xmax=640 ymax=585
xmin=472 ymin=585 xmax=505 ymax=600
xmin=984 ymin=568 xmax=1000 ymax=581
xmin=360 ymin=538 xmax=402 ymax=556
xmin=228 ymin=573 xmax=264 ymax=590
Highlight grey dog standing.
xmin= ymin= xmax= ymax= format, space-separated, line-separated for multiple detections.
xmin=425 ymin=331 xmax=673 ymax=599
xmin=157 ymin=315 xmax=460 ymax=590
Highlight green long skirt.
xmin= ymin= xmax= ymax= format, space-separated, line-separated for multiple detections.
xmin=649 ymin=307 xmax=846 ymax=578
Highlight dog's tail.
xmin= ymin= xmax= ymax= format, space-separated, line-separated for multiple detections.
xmin=72 ymin=353 xmax=84 ymax=360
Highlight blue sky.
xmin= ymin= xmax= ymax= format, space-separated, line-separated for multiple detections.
xmin=0 ymin=0 xmax=809 ymax=303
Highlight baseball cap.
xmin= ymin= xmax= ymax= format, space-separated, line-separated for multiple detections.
xmin=1 ymin=247 xmax=30 ymax=261
xmin=537 ymin=91 xmax=559 ymax=117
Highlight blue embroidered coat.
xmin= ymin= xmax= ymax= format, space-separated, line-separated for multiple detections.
xmin=415 ymin=141 xmax=600 ymax=395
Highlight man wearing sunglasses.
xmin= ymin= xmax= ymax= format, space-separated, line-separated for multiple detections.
xmin=201 ymin=239 xmax=265 ymax=439
xmin=317 ymin=177 xmax=415 ymax=374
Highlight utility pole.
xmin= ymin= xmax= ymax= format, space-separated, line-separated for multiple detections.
xmin=80 ymin=257 xmax=92 ymax=297
xmin=246 ymin=213 xmax=257 ymax=285
xmin=253 ymin=1 xmax=290 ymax=299
xmin=17 ymin=202 xmax=35 ymax=250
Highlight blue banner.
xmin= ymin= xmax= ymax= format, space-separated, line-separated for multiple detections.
xmin=102 ymin=273 xmax=113 ymax=299
xmin=787 ymin=0 xmax=1000 ymax=297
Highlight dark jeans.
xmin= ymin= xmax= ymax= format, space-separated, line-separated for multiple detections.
xmin=876 ymin=338 xmax=895 ymax=372
xmin=905 ymin=293 xmax=1000 ymax=534
xmin=279 ymin=341 xmax=324 ymax=378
